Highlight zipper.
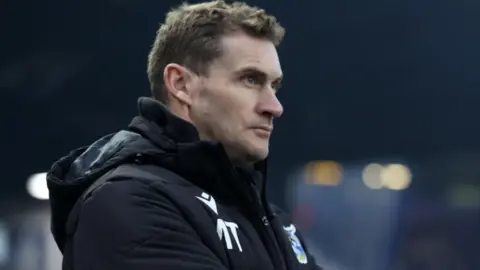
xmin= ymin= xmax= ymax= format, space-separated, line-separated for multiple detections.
xmin=216 ymin=145 xmax=288 ymax=270
xmin=249 ymin=175 xmax=297 ymax=270
xmin=245 ymin=178 xmax=288 ymax=270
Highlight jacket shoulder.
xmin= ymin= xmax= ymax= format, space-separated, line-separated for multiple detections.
xmin=106 ymin=162 xmax=191 ymax=187
xmin=73 ymin=167 xmax=228 ymax=269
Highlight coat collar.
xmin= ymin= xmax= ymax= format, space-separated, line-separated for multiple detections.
xmin=128 ymin=97 xmax=269 ymax=203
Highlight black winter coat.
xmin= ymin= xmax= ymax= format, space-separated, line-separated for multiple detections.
xmin=47 ymin=97 xmax=322 ymax=270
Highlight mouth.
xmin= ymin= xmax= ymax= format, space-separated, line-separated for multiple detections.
xmin=252 ymin=126 xmax=273 ymax=137
xmin=253 ymin=125 xmax=273 ymax=132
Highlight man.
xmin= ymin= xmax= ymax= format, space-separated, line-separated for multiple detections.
xmin=47 ymin=1 xmax=322 ymax=269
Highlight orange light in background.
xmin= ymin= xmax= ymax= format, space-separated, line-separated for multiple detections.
xmin=304 ymin=160 xmax=343 ymax=186
xmin=304 ymin=162 xmax=317 ymax=185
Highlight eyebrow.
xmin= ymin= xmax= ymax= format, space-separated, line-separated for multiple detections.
xmin=235 ymin=66 xmax=283 ymax=82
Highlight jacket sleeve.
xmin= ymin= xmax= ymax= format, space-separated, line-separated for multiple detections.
xmin=72 ymin=178 xmax=228 ymax=270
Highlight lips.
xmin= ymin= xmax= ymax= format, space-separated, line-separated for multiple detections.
xmin=253 ymin=126 xmax=273 ymax=132
xmin=252 ymin=126 xmax=273 ymax=138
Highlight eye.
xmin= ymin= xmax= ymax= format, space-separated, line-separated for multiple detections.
xmin=271 ymin=81 xmax=282 ymax=92
xmin=243 ymin=75 xmax=261 ymax=87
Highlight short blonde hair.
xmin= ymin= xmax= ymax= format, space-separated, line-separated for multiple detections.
xmin=147 ymin=0 xmax=285 ymax=103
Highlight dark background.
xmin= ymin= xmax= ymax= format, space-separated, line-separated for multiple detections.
xmin=1 ymin=0 xmax=479 ymax=269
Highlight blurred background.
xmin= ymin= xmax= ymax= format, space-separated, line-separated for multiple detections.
xmin=1 ymin=0 xmax=480 ymax=269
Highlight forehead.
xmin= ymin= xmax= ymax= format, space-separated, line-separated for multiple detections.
xmin=213 ymin=33 xmax=283 ymax=78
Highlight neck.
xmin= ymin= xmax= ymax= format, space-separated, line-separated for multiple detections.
xmin=167 ymin=102 xmax=191 ymax=123
xmin=167 ymin=100 xmax=256 ymax=168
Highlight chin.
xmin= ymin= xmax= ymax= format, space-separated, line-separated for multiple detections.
xmin=245 ymin=144 xmax=269 ymax=162
xmin=227 ymin=139 xmax=269 ymax=164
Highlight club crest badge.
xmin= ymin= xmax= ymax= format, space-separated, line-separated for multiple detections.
xmin=283 ymin=224 xmax=308 ymax=264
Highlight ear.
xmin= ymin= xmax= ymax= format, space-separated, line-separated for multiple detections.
xmin=163 ymin=63 xmax=194 ymax=106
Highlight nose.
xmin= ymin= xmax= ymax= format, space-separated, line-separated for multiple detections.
xmin=258 ymin=89 xmax=283 ymax=119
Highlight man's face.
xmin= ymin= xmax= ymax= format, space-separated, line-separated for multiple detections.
xmin=189 ymin=33 xmax=284 ymax=164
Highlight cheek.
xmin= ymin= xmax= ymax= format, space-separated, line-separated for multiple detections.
xmin=191 ymin=86 xmax=235 ymax=133
xmin=218 ymin=86 xmax=254 ymax=122
xmin=192 ymin=82 xmax=255 ymax=136
xmin=213 ymin=92 xmax=245 ymax=132
xmin=196 ymin=86 xmax=233 ymax=118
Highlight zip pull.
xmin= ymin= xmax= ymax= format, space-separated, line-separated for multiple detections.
xmin=261 ymin=216 xmax=269 ymax=226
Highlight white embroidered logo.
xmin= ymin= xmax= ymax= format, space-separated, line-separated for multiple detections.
xmin=217 ymin=219 xmax=242 ymax=252
xmin=196 ymin=192 xmax=242 ymax=252
xmin=195 ymin=192 xmax=218 ymax=215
